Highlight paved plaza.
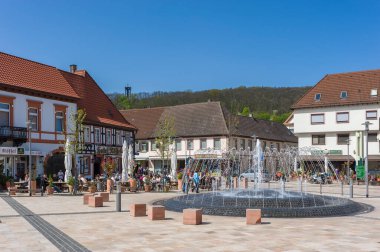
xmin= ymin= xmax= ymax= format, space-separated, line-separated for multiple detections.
xmin=1 ymin=183 xmax=380 ymax=252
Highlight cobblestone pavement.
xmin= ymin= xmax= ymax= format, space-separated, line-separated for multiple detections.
xmin=1 ymin=183 xmax=380 ymax=252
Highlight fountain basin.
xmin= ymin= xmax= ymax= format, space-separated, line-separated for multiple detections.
xmin=154 ymin=190 xmax=373 ymax=218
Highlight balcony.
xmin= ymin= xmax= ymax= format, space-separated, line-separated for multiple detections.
xmin=0 ymin=126 xmax=28 ymax=146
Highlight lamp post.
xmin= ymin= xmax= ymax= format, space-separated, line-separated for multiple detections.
xmin=362 ymin=121 xmax=372 ymax=198
xmin=346 ymin=138 xmax=351 ymax=184
xmin=27 ymin=120 xmax=32 ymax=197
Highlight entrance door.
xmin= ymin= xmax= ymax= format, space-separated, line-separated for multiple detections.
xmin=94 ymin=157 xmax=101 ymax=177
xmin=16 ymin=161 xmax=26 ymax=180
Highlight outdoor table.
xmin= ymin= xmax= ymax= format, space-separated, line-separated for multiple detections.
xmin=53 ymin=181 xmax=68 ymax=192
xmin=14 ymin=181 xmax=27 ymax=188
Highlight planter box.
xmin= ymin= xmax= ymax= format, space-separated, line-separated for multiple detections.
xmin=88 ymin=196 xmax=103 ymax=207
xmin=246 ymin=209 xmax=261 ymax=225
xmin=148 ymin=205 xmax=165 ymax=220
xmin=177 ymin=179 xmax=183 ymax=191
xmin=130 ymin=204 xmax=146 ymax=217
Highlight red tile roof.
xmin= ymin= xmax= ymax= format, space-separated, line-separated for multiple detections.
xmin=59 ymin=70 xmax=136 ymax=130
xmin=292 ymin=69 xmax=380 ymax=109
xmin=0 ymin=52 xmax=79 ymax=99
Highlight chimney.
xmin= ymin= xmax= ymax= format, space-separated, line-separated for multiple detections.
xmin=70 ymin=64 xmax=77 ymax=73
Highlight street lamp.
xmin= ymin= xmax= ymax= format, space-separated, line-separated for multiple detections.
xmin=362 ymin=121 xmax=372 ymax=198
xmin=26 ymin=120 xmax=32 ymax=197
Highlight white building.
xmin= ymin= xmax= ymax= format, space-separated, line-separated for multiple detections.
xmin=122 ymin=102 xmax=297 ymax=173
xmin=292 ymin=69 xmax=380 ymax=174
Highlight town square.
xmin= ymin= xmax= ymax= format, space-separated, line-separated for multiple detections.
xmin=1 ymin=1 xmax=380 ymax=251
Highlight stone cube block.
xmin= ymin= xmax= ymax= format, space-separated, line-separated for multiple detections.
xmin=98 ymin=192 xmax=110 ymax=202
xmin=83 ymin=193 xmax=94 ymax=204
xmin=148 ymin=205 xmax=165 ymax=220
xmin=183 ymin=209 xmax=202 ymax=225
xmin=246 ymin=209 xmax=261 ymax=225
xmin=130 ymin=204 xmax=146 ymax=217
xmin=88 ymin=196 xmax=103 ymax=207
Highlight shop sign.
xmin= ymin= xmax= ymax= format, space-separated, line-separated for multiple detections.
xmin=194 ymin=154 xmax=218 ymax=159
xmin=0 ymin=147 xmax=22 ymax=155
xmin=311 ymin=150 xmax=343 ymax=155
xmin=96 ymin=146 xmax=122 ymax=155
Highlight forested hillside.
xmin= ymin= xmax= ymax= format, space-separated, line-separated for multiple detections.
xmin=109 ymin=86 xmax=310 ymax=123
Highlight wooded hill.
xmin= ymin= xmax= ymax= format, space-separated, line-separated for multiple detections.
xmin=108 ymin=86 xmax=310 ymax=123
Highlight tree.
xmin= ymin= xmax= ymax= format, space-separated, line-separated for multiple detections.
xmin=240 ymin=106 xmax=251 ymax=116
xmin=155 ymin=115 xmax=176 ymax=176
xmin=67 ymin=108 xmax=86 ymax=195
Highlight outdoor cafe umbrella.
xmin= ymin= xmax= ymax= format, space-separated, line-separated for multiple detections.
xmin=122 ymin=140 xmax=128 ymax=182
xmin=64 ymin=138 xmax=72 ymax=182
xmin=170 ymin=143 xmax=177 ymax=180
xmin=128 ymin=142 xmax=134 ymax=176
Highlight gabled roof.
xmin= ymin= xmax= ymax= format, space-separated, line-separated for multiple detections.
xmin=121 ymin=102 xmax=297 ymax=143
xmin=292 ymin=69 xmax=380 ymax=109
xmin=59 ymin=70 xmax=136 ymax=130
xmin=283 ymin=112 xmax=294 ymax=126
xmin=0 ymin=52 xmax=79 ymax=100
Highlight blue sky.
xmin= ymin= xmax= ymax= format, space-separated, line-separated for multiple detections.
xmin=1 ymin=0 xmax=379 ymax=93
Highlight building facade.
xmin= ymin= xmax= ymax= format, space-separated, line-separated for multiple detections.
xmin=121 ymin=102 xmax=297 ymax=173
xmin=0 ymin=52 xmax=136 ymax=180
xmin=292 ymin=69 xmax=380 ymax=174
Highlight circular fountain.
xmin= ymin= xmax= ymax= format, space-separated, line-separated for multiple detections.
xmin=154 ymin=141 xmax=373 ymax=217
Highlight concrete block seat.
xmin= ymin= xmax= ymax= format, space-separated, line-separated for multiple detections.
xmin=183 ymin=209 xmax=202 ymax=225
xmin=83 ymin=193 xmax=95 ymax=204
xmin=88 ymin=196 xmax=103 ymax=207
xmin=97 ymin=192 xmax=110 ymax=202
xmin=148 ymin=205 xmax=165 ymax=220
xmin=130 ymin=204 xmax=146 ymax=217
xmin=246 ymin=209 xmax=261 ymax=225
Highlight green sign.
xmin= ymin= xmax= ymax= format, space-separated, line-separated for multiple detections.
xmin=356 ymin=165 xmax=365 ymax=179
xmin=311 ymin=150 xmax=343 ymax=155
xmin=17 ymin=148 xmax=24 ymax=155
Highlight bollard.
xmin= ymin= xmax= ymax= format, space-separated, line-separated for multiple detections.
xmin=298 ymin=177 xmax=302 ymax=193
xmin=341 ymin=181 xmax=344 ymax=196
xmin=349 ymin=179 xmax=353 ymax=198
xmin=41 ymin=185 xmax=44 ymax=196
xmin=267 ymin=181 xmax=270 ymax=189
xmin=320 ymin=183 xmax=322 ymax=194
xmin=116 ymin=182 xmax=121 ymax=212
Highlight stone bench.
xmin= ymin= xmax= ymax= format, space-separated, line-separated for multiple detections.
xmin=88 ymin=196 xmax=103 ymax=207
xmin=130 ymin=204 xmax=146 ymax=217
xmin=97 ymin=192 xmax=109 ymax=202
xmin=246 ymin=209 xmax=261 ymax=225
xmin=183 ymin=208 xmax=202 ymax=225
xmin=148 ymin=205 xmax=165 ymax=220
xmin=83 ymin=193 xmax=95 ymax=204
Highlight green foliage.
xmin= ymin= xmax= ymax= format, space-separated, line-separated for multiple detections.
xmin=177 ymin=172 xmax=183 ymax=180
xmin=67 ymin=176 xmax=75 ymax=186
xmin=108 ymin=86 xmax=310 ymax=115
xmin=240 ymin=106 xmax=251 ymax=116
xmin=155 ymin=115 xmax=176 ymax=160
xmin=48 ymin=175 xmax=54 ymax=187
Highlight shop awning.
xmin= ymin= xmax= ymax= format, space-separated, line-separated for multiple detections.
xmin=299 ymin=155 xmax=355 ymax=162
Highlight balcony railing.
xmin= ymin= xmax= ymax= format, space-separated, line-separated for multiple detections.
xmin=0 ymin=126 xmax=28 ymax=145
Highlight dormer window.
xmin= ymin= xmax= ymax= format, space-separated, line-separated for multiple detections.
xmin=371 ymin=89 xmax=378 ymax=97
xmin=314 ymin=93 xmax=321 ymax=101
xmin=340 ymin=91 xmax=348 ymax=99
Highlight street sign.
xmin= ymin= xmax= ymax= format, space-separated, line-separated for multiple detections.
xmin=356 ymin=165 xmax=365 ymax=179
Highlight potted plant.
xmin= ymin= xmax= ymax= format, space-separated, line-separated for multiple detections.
xmin=46 ymin=175 xmax=54 ymax=195
xmin=88 ymin=181 xmax=97 ymax=193
xmin=177 ymin=172 xmax=183 ymax=191
xmin=102 ymin=158 xmax=116 ymax=192
xmin=377 ymin=174 xmax=380 ymax=182
xmin=129 ymin=177 xmax=137 ymax=192
xmin=143 ymin=176 xmax=151 ymax=192
xmin=67 ymin=176 xmax=75 ymax=194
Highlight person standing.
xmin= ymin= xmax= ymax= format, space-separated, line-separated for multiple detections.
xmin=193 ymin=172 xmax=200 ymax=193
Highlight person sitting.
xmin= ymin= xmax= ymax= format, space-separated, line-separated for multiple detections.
xmin=79 ymin=174 xmax=89 ymax=191
xmin=58 ymin=170 xmax=64 ymax=181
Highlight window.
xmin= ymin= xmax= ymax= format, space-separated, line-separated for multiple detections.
xmin=314 ymin=93 xmax=321 ymax=101
xmin=336 ymin=112 xmax=349 ymax=123
xmin=139 ymin=142 xmax=148 ymax=152
xmin=94 ymin=128 xmax=101 ymax=143
xmin=28 ymin=108 xmax=38 ymax=131
xmin=368 ymin=133 xmax=378 ymax=142
xmin=371 ymin=89 xmax=378 ymax=97
xmin=79 ymin=156 xmax=90 ymax=175
xmin=340 ymin=91 xmax=348 ymax=99
xmin=234 ymin=138 xmax=238 ymax=149
xmin=187 ymin=139 xmax=194 ymax=150
xmin=83 ymin=127 xmax=91 ymax=142
xmin=312 ymin=135 xmax=325 ymax=145
xmin=366 ymin=110 xmax=377 ymax=120
xmin=240 ymin=139 xmax=245 ymax=150
xmin=106 ymin=129 xmax=111 ymax=145
xmin=55 ymin=112 xmax=64 ymax=132
xmin=200 ymin=139 xmax=207 ymax=150
xmin=262 ymin=141 xmax=267 ymax=150
xmin=116 ymin=131 xmax=121 ymax=145
xmin=175 ymin=139 xmax=182 ymax=151
xmin=276 ymin=143 xmax=280 ymax=150
xmin=151 ymin=141 xmax=157 ymax=151
xmin=311 ymin=114 xmax=324 ymax=124
xmin=248 ymin=139 xmax=253 ymax=150
xmin=337 ymin=134 xmax=349 ymax=145
xmin=214 ymin=138 xmax=221 ymax=150
xmin=0 ymin=103 xmax=10 ymax=127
